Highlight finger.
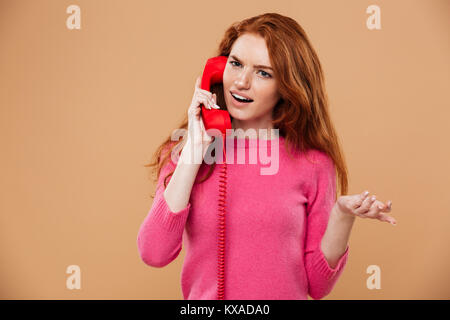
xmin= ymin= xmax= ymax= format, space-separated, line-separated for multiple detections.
xmin=373 ymin=199 xmax=386 ymax=211
xmin=195 ymin=76 xmax=201 ymax=89
xmin=377 ymin=201 xmax=392 ymax=213
xmin=202 ymin=97 xmax=212 ymax=110
xmin=212 ymin=94 xmax=221 ymax=109
xmin=210 ymin=95 xmax=219 ymax=109
xmin=195 ymin=94 xmax=211 ymax=109
xmin=378 ymin=213 xmax=397 ymax=225
xmin=206 ymin=96 xmax=215 ymax=109
xmin=197 ymin=92 xmax=214 ymax=109
xmin=355 ymin=194 xmax=376 ymax=214
xmin=197 ymin=87 xmax=213 ymax=98
xmin=366 ymin=201 xmax=386 ymax=218
xmin=355 ymin=190 xmax=370 ymax=207
xmin=363 ymin=201 xmax=396 ymax=223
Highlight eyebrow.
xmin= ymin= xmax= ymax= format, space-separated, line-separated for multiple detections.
xmin=229 ymin=55 xmax=273 ymax=71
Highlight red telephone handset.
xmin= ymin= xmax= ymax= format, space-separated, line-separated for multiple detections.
xmin=199 ymin=55 xmax=230 ymax=300
xmin=200 ymin=55 xmax=232 ymax=137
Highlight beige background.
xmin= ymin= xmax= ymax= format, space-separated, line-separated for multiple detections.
xmin=0 ymin=0 xmax=449 ymax=299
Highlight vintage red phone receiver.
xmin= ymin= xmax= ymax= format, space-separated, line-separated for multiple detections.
xmin=200 ymin=56 xmax=232 ymax=137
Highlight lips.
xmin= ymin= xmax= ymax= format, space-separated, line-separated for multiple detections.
xmin=230 ymin=90 xmax=253 ymax=102
xmin=230 ymin=92 xmax=253 ymax=107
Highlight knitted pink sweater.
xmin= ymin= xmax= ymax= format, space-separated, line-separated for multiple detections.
xmin=137 ymin=136 xmax=349 ymax=300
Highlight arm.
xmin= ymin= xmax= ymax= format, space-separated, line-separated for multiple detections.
xmin=320 ymin=206 xmax=355 ymax=268
xmin=136 ymin=141 xmax=201 ymax=267
xmin=304 ymin=152 xmax=350 ymax=300
xmin=163 ymin=140 xmax=202 ymax=212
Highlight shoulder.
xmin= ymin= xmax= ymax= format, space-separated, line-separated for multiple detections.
xmin=303 ymin=149 xmax=336 ymax=201
xmin=303 ymin=149 xmax=336 ymax=192
xmin=304 ymin=149 xmax=335 ymax=170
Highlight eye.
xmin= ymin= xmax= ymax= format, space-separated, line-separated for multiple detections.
xmin=230 ymin=60 xmax=241 ymax=67
xmin=258 ymin=70 xmax=272 ymax=78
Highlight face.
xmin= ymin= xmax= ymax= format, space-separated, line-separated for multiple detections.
xmin=223 ymin=33 xmax=281 ymax=131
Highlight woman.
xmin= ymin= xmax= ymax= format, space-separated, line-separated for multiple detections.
xmin=137 ymin=13 xmax=396 ymax=300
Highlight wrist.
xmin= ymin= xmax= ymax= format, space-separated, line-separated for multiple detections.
xmin=332 ymin=204 xmax=356 ymax=221
xmin=180 ymin=141 xmax=203 ymax=166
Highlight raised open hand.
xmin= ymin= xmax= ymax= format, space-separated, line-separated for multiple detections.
xmin=335 ymin=191 xmax=397 ymax=226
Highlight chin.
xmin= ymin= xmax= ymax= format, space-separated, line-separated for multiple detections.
xmin=226 ymin=104 xmax=243 ymax=118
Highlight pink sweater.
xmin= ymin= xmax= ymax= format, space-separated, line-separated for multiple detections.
xmin=137 ymin=136 xmax=349 ymax=300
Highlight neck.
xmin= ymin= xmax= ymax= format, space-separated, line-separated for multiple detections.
xmin=231 ymin=118 xmax=276 ymax=139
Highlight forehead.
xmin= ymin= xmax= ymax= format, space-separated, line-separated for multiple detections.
xmin=230 ymin=33 xmax=271 ymax=65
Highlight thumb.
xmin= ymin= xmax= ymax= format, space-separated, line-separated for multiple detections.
xmin=212 ymin=93 xmax=217 ymax=104
xmin=195 ymin=75 xmax=202 ymax=89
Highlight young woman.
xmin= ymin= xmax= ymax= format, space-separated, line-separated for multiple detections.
xmin=137 ymin=13 xmax=396 ymax=300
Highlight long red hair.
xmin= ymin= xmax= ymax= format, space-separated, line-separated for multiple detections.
xmin=144 ymin=12 xmax=348 ymax=199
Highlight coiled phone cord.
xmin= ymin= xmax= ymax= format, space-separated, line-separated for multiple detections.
xmin=217 ymin=134 xmax=227 ymax=300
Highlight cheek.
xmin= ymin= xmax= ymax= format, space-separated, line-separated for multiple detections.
xmin=252 ymin=87 xmax=280 ymax=112
xmin=255 ymin=84 xmax=279 ymax=102
xmin=222 ymin=68 xmax=232 ymax=89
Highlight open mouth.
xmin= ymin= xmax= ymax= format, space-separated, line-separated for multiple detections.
xmin=230 ymin=92 xmax=253 ymax=103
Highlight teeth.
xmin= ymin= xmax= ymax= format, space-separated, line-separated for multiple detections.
xmin=232 ymin=93 xmax=252 ymax=102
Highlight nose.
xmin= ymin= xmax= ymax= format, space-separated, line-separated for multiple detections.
xmin=233 ymin=68 xmax=251 ymax=89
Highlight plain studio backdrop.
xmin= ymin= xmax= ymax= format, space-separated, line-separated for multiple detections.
xmin=0 ymin=0 xmax=449 ymax=299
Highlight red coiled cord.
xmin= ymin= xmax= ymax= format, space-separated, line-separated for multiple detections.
xmin=217 ymin=134 xmax=227 ymax=300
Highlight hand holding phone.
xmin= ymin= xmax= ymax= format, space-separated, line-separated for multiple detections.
xmin=186 ymin=75 xmax=218 ymax=159
xmin=185 ymin=56 xmax=232 ymax=163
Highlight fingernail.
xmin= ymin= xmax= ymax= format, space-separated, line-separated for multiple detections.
xmin=364 ymin=191 xmax=369 ymax=196
xmin=213 ymin=104 xmax=220 ymax=109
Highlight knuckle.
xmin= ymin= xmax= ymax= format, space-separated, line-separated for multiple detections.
xmin=201 ymin=90 xmax=212 ymax=97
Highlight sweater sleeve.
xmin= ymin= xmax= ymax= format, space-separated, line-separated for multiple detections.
xmin=136 ymin=151 xmax=191 ymax=268
xmin=304 ymin=151 xmax=349 ymax=300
